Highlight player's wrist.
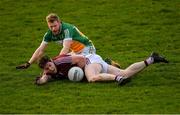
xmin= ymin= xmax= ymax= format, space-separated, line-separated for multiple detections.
xmin=26 ymin=62 xmax=31 ymax=67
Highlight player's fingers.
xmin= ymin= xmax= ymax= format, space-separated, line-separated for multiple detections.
xmin=16 ymin=65 xmax=25 ymax=69
xmin=16 ymin=62 xmax=30 ymax=69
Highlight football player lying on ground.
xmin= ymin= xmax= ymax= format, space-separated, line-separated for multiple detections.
xmin=35 ymin=52 xmax=168 ymax=85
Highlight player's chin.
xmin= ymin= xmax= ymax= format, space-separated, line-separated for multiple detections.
xmin=52 ymin=31 xmax=58 ymax=35
xmin=50 ymin=70 xmax=56 ymax=74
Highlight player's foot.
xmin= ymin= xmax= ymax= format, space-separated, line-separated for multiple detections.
xmin=104 ymin=58 xmax=121 ymax=68
xmin=151 ymin=52 xmax=169 ymax=63
xmin=115 ymin=76 xmax=131 ymax=86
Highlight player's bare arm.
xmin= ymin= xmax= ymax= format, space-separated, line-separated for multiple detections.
xmin=29 ymin=42 xmax=48 ymax=64
xmin=35 ymin=73 xmax=52 ymax=85
xmin=16 ymin=42 xmax=48 ymax=69
xmin=71 ymin=55 xmax=86 ymax=69
xmin=59 ymin=40 xmax=72 ymax=55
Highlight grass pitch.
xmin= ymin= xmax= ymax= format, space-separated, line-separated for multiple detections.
xmin=0 ymin=0 xmax=179 ymax=114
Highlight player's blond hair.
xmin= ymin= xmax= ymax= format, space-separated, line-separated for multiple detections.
xmin=46 ymin=13 xmax=60 ymax=23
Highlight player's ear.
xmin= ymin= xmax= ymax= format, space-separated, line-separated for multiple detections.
xmin=38 ymin=55 xmax=50 ymax=69
xmin=57 ymin=19 xmax=61 ymax=23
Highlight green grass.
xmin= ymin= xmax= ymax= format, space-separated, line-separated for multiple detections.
xmin=0 ymin=0 xmax=179 ymax=114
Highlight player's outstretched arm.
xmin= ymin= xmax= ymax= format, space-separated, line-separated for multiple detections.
xmin=16 ymin=42 xmax=48 ymax=69
xmin=59 ymin=40 xmax=72 ymax=55
xmin=16 ymin=62 xmax=31 ymax=69
xmin=71 ymin=55 xmax=86 ymax=69
xmin=35 ymin=74 xmax=52 ymax=85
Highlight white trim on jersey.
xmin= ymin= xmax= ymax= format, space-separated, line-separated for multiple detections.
xmin=42 ymin=32 xmax=49 ymax=42
xmin=41 ymin=41 xmax=48 ymax=45
xmin=63 ymin=38 xmax=72 ymax=41
xmin=64 ymin=29 xmax=71 ymax=38
xmin=43 ymin=32 xmax=48 ymax=39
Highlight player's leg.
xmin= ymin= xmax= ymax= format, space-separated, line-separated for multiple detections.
xmin=85 ymin=63 xmax=116 ymax=82
xmin=85 ymin=53 xmax=118 ymax=82
xmin=122 ymin=61 xmax=146 ymax=77
xmin=122 ymin=52 xmax=168 ymax=78
xmin=82 ymin=46 xmax=121 ymax=68
xmin=106 ymin=65 xmax=131 ymax=85
xmin=125 ymin=52 xmax=169 ymax=75
xmin=108 ymin=61 xmax=158 ymax=85
xmin=85 ymin=63 xmax=101 ymax=82
xmin=108 ymin=52 xmax=169 ymax=85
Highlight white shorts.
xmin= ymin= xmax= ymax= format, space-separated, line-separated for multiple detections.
xmin=85 ymin=54 xmax=108 ymax=73
xmin=80 ymin=45 xmax=96 ymax=56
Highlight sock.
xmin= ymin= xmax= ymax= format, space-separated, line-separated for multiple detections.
xmin=145 ymin=57 xmax=154 ymax=66
xmin=115 ymin=75 xmax=123 ymax=81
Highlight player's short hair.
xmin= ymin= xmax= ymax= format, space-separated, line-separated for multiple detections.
xmin=46 ymin=13 xmax=60 ymax=23
xmin=38 ymin=55 xmax=51 ymax=69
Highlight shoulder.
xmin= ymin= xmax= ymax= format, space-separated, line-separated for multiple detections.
xmin=53 ymin=55 xmax=72 ymax=63
xmin=61 ymin=22 xmax=76 ymax=38
xmin=43 ymin=29 xmax=52 ymax=42
xmin=62 ymin=22 xmax=75 ymax=31
xmin=62 ymin=22 xmax=74 ymax=28
xmin=53 ymin=54 xmax=71 ymax=60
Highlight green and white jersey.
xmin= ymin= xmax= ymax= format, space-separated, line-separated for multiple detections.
xmin=43 ymin=22 xmax=93 ymax=52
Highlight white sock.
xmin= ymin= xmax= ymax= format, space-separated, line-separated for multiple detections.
xmin=146 ymin=57 xmax=154 ymax=65
xmin=115 ymin=75 xmax=123 ymax=81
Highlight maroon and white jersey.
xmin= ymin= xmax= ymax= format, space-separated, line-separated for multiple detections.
xmin=52 ymin=55 xmax=77 ymax=77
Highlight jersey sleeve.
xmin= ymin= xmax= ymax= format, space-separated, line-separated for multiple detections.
xmin=43 ymin=31 xmax=52 ymax=42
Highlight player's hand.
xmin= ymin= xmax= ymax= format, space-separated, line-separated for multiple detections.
xmin=34 ymin=76 xmax=41 ymax=85
xmin=16 ymin=62 xmax=31 ymax=69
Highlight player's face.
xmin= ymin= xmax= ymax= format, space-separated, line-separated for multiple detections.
xmin=47 ymin=21 xmax=61 ymax=35
xmin=44 ymin=62 xmax=57 ymax=74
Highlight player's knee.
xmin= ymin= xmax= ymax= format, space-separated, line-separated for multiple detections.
xmin=122 ymin=70 xmax=131 ymax=78
xmin=87 ymin=76 xmax=98 ymax=83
